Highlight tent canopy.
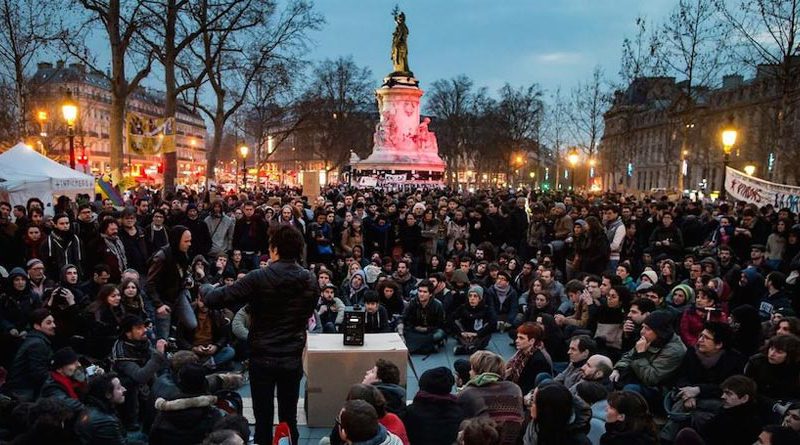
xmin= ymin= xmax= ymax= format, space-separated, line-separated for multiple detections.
xmin=0 ymin=143 xmax=94 ymax=214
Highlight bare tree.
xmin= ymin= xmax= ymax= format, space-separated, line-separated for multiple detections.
xmin=569 ymin=65 xmax=611 ymax=186
xmin=425 ymin=75 xmax=477 ymax=185
xmin=0 ymin=0 xmax=60 ymax=141
xmin=62 ymin=0 xmax=155 ymax=183
xmin=297 ymin=56 xmax=374 ymax=174
xmin=139 ymin=0 xmax=260 ymax=191
xmin=186 ymin=0 xmax=321 ymax=188
xmin=494 ymin=83 xmax=544 ymax=185
xmin=543 ymin=88 xmax=569 ymax=190
xmin=619 ymin=15 xmax=666 ymax=88
xmin=658 ymin=0 xmax=730 ymax=190
xmin=716 ymin=0 xmax=800 ymax=184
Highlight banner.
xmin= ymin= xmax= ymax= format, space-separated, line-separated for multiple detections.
xmin=357 ymin=176 xmax=378 ymax=187
xmin=725 ymin=167 xmax=800 ymax=212
xmin=126 ymin=112 xmax=176 ymax=155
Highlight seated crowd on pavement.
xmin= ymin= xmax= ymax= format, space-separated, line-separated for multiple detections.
xmin=0 ymin=185 xmax=799 ymax=445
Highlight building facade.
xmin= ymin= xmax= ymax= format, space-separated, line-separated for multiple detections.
xmin=28 ymin=61 xmax=207 ymax=184
xmin=600 ymin=59 xmax=800 ymax=193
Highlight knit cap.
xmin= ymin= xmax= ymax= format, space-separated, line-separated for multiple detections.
xmin=468 ymin=285 xmax=484 ymax=299
xmin=419 ymin=367 xmax=455 ymax=395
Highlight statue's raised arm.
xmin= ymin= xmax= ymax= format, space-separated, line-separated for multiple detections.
xmin=391 ymin=9 xmax=412 ymax=76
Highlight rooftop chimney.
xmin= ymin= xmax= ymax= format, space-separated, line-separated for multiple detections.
xmin=37 ymin=62 xmax=53 ymax=71
xmin=722 ymin=74 xmax=744 ymax=89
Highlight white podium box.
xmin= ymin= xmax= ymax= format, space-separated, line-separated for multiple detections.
xmin=304 ymin=333 xmax=408 ymax=427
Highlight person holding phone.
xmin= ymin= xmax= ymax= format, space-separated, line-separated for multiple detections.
xmin=679 ymin=287 xmax=727 ymax=347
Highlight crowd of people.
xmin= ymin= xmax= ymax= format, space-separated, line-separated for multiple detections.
xmin=0 ymin=184 xmax=799 ymax=445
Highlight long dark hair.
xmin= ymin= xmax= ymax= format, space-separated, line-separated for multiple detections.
xmin=533 ymin=382 xmax=574 ymax=444
xmin=607 ymin=391 xmax=658 ymax=440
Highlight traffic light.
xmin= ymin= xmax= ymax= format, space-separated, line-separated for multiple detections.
xmin=78 ymin=154 xmax=88 ymax=165
xmin=157 ymin=162 xmax=163 ymax=173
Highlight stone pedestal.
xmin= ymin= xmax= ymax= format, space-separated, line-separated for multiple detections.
xmin=354 ymin=75 xmax=446 ymax=183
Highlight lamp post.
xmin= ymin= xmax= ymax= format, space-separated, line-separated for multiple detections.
xmin=239 ymin=145 xmax=249 ymax=190
xmin=720 ymin=118 xmax=737 ymax=201
xmin=744 ymin=164 xmax=756 ymax=176
xmin=62 ymin=90 xmax=78 ymax=169
xmin=567 ymin=148 xmax=579 ymax=191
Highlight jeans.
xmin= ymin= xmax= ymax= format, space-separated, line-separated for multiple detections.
xmin=212 ymin=345 xmax=236 ymax=367
xmin=250 ymin=358 xmax=304 ymax=445
xmin=155 ymin=289 xmax=198 ymax=339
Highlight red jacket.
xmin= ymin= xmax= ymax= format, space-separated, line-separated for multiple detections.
xmin=679 ymin=306 xmax=726 ymax=347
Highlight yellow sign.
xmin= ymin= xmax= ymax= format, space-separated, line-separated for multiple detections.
xmin=126 ymin=112 xmax=176 ymax=155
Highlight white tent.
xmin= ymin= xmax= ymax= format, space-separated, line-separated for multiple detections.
xmin=0 ymin=143 xmax=94 ymax=214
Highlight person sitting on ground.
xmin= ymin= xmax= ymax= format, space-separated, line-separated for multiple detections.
xmin=523 ymin=381 xmax=592 ymax=445
xmin=610 ymin=310 xmax=687 ymax=407
xmin=336 ymin=399 xmax=404 ymax=445
xmin=601 ymin=390 xmax=659 ymax=445
xmin=622 ymin=298 xmax=656 ymax=352
xmin=40 ymin=346 xmax=87 ymax=417
xmin=555 ymin=279 xmax=592 ymax=335
xmin=5 ymin=308 xmax=56 ymax=402
xmin=76 ymin=372 xmax=146 ymax=445
xmin=177 ymin=290 xmax=235 ymax=371
xmin=402 ymin=280 xmax=446 ymax=354
xmin=753 ymin=425 xmax=800 ymax=445
xmin=458 ymin=350 xmax=524 ymax=444
xmin=674 ymin=375 xmax=763 ymax=445
xmin=554 ymin=335 xmax=597 ymax=389
xmin=485 ymin=270 xmax=519 ymax=333
xmin=744 ymin=334 xmax=800 ymax=419
xmin=325 ymin=384 xmax=409 ymax=445
xmin=451 ymin=285 xmax=497 ymax=355
xmin=402 ymin=366 xmax=465 ymax=445
xmin=149 ymin=363 xmax=224 ymax=445
xmin=574 ymin=354 xmax=614 ymax=394
xmin=661 ymin=321 xmax=747 ymax=442
xmin=505 ymin=321 xmax=553 ymax=396
xmin=362 ymin=358 xmax=407 ymax=417
xmin=111 ymin=314 xmax=168 ymax=431
xmin=678 ymin=287 xmax=726 ymax=347
xmin=317 ymin=283 xmax=346 ymax=333
xmin=364 ymin=291 xmax=391 ymax=333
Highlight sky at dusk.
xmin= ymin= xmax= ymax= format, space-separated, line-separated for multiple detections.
xmin=306 ymin=0 xmax=678 ymax=99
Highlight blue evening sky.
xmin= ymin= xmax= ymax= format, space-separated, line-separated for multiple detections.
xmin=307 ymin=0 xmax=676 ymax=98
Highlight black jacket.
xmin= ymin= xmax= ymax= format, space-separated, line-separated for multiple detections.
xmin=600 ymin=422 xmax=657 ymax=445
xmin=146 ymin=245 xmax=190 ymax=308
xmin=452 ymin=301 xmax=497 ymax=337
xmin=5 ymin=330 xmax=52 ymax=399
xmin=402 ymin=391 xmax=465 ymax=445
xmin=204 ymin=259 xmax=318 ymax=364
xmin=697 ymin=402 xmax=762 ymax=445
xmin=149 ymin=394 xmax=222 ymax=445
xmin=119 ymin=225 xmax=149 ymax=275
xmin=365 ymin=305 xmax=391 ymax=333
xmin=181 ymin=216 xmax=212 ymax=259
xmin=75 ymin=396 xmax=131 ymax=445
xmin=674 ymin=347 xmax=746 ymax=399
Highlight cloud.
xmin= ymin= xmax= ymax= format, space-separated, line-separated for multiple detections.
xmin=533 ymin=51 xmax=583 ymax=65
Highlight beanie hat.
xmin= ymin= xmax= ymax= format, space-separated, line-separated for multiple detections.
xmin=554 ymin=202 xmax=566 ymax=211
xmin=418 ymin=367 xmax=455 ymax=395
xmin=451 ymin=269 xmax=469 ymax=286
xmin=496 ymin=270 xmax=512 ymax=282
xmin=51 ymin=347 xmax=79 ymax=370
xmin=643 ymin=310 xmax=675 ymax=340
xmin=636 ymin=281 xmax=654 ymax=293
xmin=640 ymin=270 xmax=658 ymax=285
xmin=668 ymin=284 xmax=695 ymax=306
xmin=259 ymin=254 xmax=270 ymax=263
xmin=468 ymin=285 xmax=484 ymax=299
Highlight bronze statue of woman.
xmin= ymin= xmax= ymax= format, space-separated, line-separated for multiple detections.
xmin=391 ymin=11 xmax=412 ymax=76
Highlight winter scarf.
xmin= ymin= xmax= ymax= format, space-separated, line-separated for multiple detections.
xmin=101 ymin=233 xmax=127 ymax=269
xmin=49 ymin=371 xmax=86 ymax=399
xmin=505 ymin=344 xmax=551 ymax=383
xmin=493 ymin=282 xmax=510 ymax=305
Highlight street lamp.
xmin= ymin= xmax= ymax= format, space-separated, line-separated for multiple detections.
xmin=744 ymin=164 xmax=756 ymax=176
xmin=37 ymin=111 xmax=48 ymax=137
xmin=720 ymin=117 xmax=737 ymax=200
xmin=568 ymin=148 xmax=580 ymax=191
xmin=239 ymin=144 xmax=249 ymax=190
xmin=62 ymin=90 xmax=78 ymax=169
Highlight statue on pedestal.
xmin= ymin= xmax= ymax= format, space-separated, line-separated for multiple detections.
xmin=391 ymin=8 xmax=412 ymax=77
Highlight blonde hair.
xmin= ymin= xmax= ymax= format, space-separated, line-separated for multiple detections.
xmin=469 ymin=350 xmax=505 ymax=375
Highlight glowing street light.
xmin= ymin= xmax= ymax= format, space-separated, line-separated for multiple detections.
xmin=744 ymin=164 xmax=756 ymax=176
xmin=62 ymin=90 xmax=78 ymax=169
xmin=720 ymin=117 xmax=737 ymax=200
xmin=567 ymin=147 xmax=580 ymax=190
xmin=239 ymin=145 xmax=249 ymax=189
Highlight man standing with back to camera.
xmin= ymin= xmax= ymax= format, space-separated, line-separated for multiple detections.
xmin=203 ymin=225 xmax=318 ymax=444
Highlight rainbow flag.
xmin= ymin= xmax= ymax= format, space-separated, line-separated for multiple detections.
xmin=96 ymin=179 xmax=124 ymax=206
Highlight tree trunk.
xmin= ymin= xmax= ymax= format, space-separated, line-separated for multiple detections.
xmin=162 ymin=0 xmax=178 ymax=193
xmin=109 ymin=91 xmax=126 ymax=185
